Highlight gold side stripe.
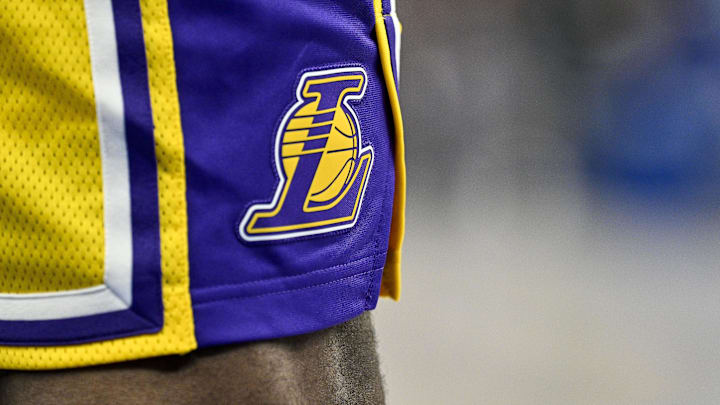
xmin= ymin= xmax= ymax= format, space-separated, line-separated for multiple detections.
xmin=374 ymin=0 xmax=405 ymax=301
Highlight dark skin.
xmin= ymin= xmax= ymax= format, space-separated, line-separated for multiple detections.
xmin=0 ymin=312 xmax=385 ymax=405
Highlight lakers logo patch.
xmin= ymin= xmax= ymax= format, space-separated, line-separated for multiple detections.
xmin=239 ymin=67 xmax=374 ymax=241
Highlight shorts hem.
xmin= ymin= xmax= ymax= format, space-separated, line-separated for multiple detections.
xmin=191 ymin=258 xmax=385 ymax=348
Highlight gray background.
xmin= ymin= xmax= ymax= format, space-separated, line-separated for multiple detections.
xmin=374 ymin=1 xmax=720 ymax=403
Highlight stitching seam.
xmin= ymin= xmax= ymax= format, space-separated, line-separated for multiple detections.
xmin=192 ymin=253 xmax=384 ymax=292
xmin=195 ymin=267 xmax=383 ymax=306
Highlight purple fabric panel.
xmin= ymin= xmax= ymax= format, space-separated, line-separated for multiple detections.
xmin=0 ymin=0 xmax=163 ymax=345
xmin=193 ymin=267 xmax=384 ymax=347
xmin=381 ymin=0 xmax=392 ymax=15
xmin=191 ymin=253 xmax=382 ymax=305
xmin=167 ymin=0 xmax=395 ymax=343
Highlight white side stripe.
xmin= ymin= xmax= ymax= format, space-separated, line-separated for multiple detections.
xmin=389 ymin=0 xmax=401 ymax=82
xmin=87 ymin=0 xmax=133 ymax=308
xmin=0 ymin=286 xmax=129 ymax=321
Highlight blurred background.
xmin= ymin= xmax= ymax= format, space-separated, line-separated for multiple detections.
xmin=373 ymin=0 xmax=720 ymax=403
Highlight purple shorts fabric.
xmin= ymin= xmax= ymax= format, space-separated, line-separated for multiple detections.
xmin=0 ymin=0 xmax=402 ymax=351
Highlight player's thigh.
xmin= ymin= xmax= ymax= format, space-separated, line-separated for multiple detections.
xmin=0 ymin=312 xmax=385 ymax=405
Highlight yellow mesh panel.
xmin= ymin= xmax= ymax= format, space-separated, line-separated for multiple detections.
xmin=0 ymin=1 xmax=105 ymax=293
xmin=0 ymin=0 xmax=197 ymax=370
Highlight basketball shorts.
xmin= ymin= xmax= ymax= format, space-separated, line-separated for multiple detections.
xmin=0 ymin=0 xmax=404 ymax=370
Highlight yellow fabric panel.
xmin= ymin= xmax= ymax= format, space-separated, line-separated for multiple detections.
xmin=374 ymin=0 xmax=406 ymax=301
xmin=0 ymin=1 xmax=105 ymax=293
xmin=0 ymin=0 xmax=197 ymax=370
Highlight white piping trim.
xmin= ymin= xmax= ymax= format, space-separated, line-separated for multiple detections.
xmin=87 ymin=0 xmax=133 ymax=308
xmin=0 ymin=0 xmax=134 ymax=321
xmin=389 ymin=0 xmax=401 ymax=82
xmin=0 ymin=286 xmax=128 ymax=321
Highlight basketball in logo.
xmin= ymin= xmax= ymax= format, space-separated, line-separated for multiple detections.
xmin=292 ymin=108 xmax=360 ymax=209
xmin=240 ymin=67 xmax=374 ymax=241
